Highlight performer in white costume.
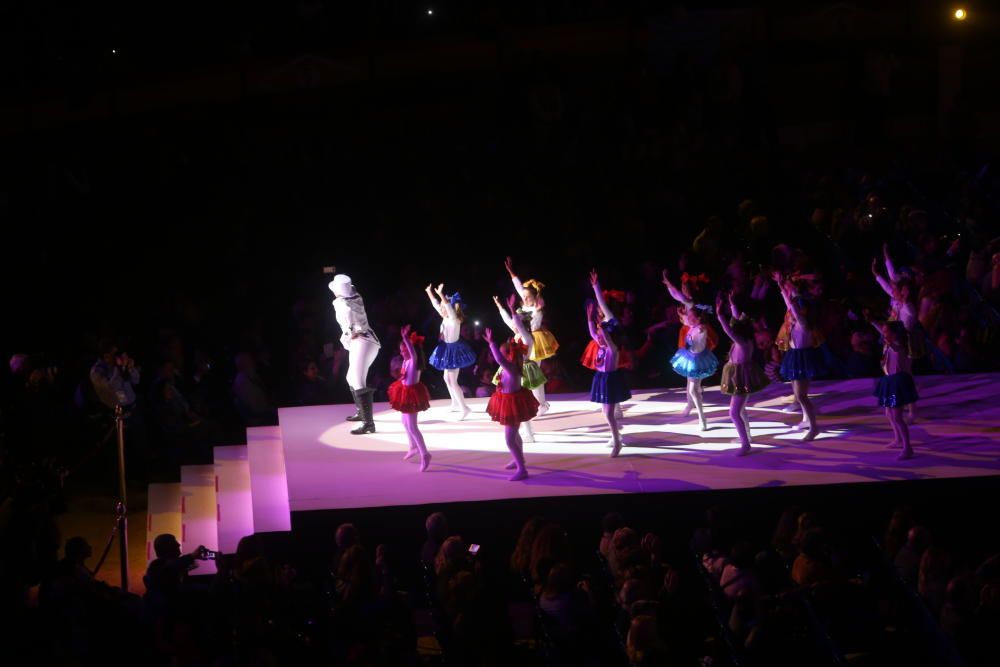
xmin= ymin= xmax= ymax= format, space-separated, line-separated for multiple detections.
xmin=329 ymin=274 xmax=381 ymax=435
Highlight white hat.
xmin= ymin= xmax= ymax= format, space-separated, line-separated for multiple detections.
xmin=328 ymin=274 xmax=355 ymax=298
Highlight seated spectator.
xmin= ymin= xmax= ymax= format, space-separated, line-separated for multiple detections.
xmin=231 ymin=352 xmax=276 ymax=426
xmin=291 ymin=359 xmax=332 ymax=406
xmin=894 ymin=525 xmax=930 ymax=586
xmin=90 ymin=338 xmax=140 ymax=410
xmin=420 ymin=511 xmax=450 ymax=568
xmin=791 ymin=528 xmax=837 ymax=588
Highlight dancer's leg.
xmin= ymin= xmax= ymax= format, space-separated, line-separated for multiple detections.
xmin=885 ymin=407 xmax=901 ymax=448
xmin=403 ymin=413 xmax=431 ymax=471
xmin=793 ymin=379 xmax=819 ymax=441
xmin=730 ymin=394 xmax=751 ymax=455
xmin=346 ymin=339 xmax=378 ymax=391
xmin=444 ymin=369 xmax=470 ymax=419
xmin=741 ymin=404 xmax=751 ymax=443
xmin=532 ymin=383 xmax=550 ymax=416
xmin=519 ymin=419 xmax=535 ymax=444
xmin=691 ymin=378 xmax=708 ymax=430
xmin=890 ymin=408 xmax=913 ymax=460
xmin=504 ymin=424 xmax=527 ymax=480
xmin=604 ymin=403 xmax=623 ymax=458
xmin=681 ymin=379 xmax=695 ymax=417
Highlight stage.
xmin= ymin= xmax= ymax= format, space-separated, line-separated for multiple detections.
xmin=276 ymin=373 xmax=1000 ymax=512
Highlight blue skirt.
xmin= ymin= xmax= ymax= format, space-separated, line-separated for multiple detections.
xmin=780 ymin=347 xmax=826 ymax=381
xmin=670 ymin=348 xmax=719 ymax=380
xmin=591 ymin=369 xmax=632 ymax=405
xmin=429 ymin=340 xmax=476 ymax=370
xmin=874 ymin=372 xmax=919 ymax=408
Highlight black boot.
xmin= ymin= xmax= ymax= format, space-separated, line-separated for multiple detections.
xmin=346 ymin=389 xmax=363 ymax=422
xmin=350 ymin=388 xmax=376 ymax=435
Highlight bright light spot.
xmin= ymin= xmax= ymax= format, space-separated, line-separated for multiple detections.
xmin=954 ymin=8 xmax=967 ymax=20
xmin=427 ymin=8 xmax=434 ymax=15
xmin=474 ymin=321 xmax=480 ymax=326
xmin=111 ymin=49 xmax=117 ymax=55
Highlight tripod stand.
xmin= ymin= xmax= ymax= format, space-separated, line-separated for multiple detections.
xmin=90 ymin=405 xmax=130 ymax=592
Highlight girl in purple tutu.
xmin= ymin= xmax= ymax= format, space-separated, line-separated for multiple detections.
xmin=425 ymin=283 xmax=475 ymax=420
xmin=774 ymin=275 xmax=822 ymax=441
xmin=388 ymin=325 xmax=433 ymax=471
xmin=872 ymin=320 xmax=918 ymax=460
xmin=662 ymin=269 xmax=719 ymax=430
xmin=588 ymin=270 xmax=632 ymax=458
xmin=715 ymin=292 xmax=769 ymax=456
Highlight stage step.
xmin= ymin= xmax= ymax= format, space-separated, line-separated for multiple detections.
xmin=145 ymin=483 xmax=182 ymax=565
xmin=213 ymin=445 xmax=255 ymax=554
xmin=246 ymin=426 xmax=292 ymax=532
xmin=180 ymin=464 xmax=219 ymax=576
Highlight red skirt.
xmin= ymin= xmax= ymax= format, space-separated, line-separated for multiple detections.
xmin=387 ymin=379 xmax=431 ymax=413
xmin=580 ymin=340 xmax=634 ymax=371
xmin=486 ymin=388 xmax=539 ymax=426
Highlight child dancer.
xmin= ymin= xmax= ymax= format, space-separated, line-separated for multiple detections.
xmin=715 ymin=292 xmax=770 ymax=455
xmin=588 ymin=270 xmax=632 ymax=457
xmin=492 ymin=294 xmax=547 ymax=443
xmin=388 ymin=325 xmax=432 ymax=471
xmin=775 ymin=275 xmax=823 ymax=441
xmin=425 ymin=283 xmax=476 ymax=420
xmin=505 ymin=256 xmax=558 ymax=415
xmin=872 ymin=320 xmax=918 ymax=460
xmin=484 ymin=327 xmax=539 ymax=481
xmin=581 ymin=288 xmax=630 ymax=420
xmin=872 ymin=246 xmax=925 ymax=424
xmin=662 ymin=269 xmax=719 ymax=430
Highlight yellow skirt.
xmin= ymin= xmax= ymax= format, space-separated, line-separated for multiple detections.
xmin=530 ymin=329 xmax=559 ymax=362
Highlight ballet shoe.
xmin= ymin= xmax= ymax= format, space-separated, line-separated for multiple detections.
xmin=521 ymin=432 xmax=535 ymax=444
xmin=457 ymin=405 xmax=471 ymax=421
xmin=886 ymin=440 xmax=902 ymax=449
xmin=536 ymin=402 xmax=550 ymax=417
xmin=403 ymin=448 xmax=418 ymax=461
xmin=792 ymin=420 xmax=809 ymax=431
xmin=699 ymin=418 xmax=709 ymax=431
xmin=897 ymin=450 xmax=915 ymax=461
xmin=508 ymin=468 xmax=528 ymax=481
xmin=737 ymin=445 xmax=752 ymax=457
xmin=504 ymin=460 xmax=518 ymax=470
xmin=420 ymin=453 xmax=431 ymax=472
xmin=680 ymin=405 xmax=693 ymax=418
xmin=610 ymin=441 xmax=623 ymax=458
xmin=802 ymin=426 xmax=819 ymax=442
xmin=782 ymin=402 xmax=800 ymax=413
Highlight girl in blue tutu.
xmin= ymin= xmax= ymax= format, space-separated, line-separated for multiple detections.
xmin=662 ymin=269 xmax=719 ymax=430
xmin=425 ymin=283 xmax=476 ymax=420
xmin=872 ymin=320 xmax=918 ymax=460
xmin=588 ymin=269 xmax=632 ymax=458
xmin=775 ymin=275 xmax=822 ymax=441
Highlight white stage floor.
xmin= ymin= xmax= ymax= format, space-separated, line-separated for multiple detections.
xmin=277 ymin=373 xmax=1000 ymax=511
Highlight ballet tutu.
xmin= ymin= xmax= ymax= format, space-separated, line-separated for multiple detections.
xmin=429 ymin=340 xmax=477 ymax=370
xmin=486 ymin=388 xmax=540 ymax=425
xmin=529 ymin=329 xmax=559 ymax=362
xmin=387 ymin=379 xmax=431 ymax=413
xmin=780 ymin=347 xmax=826 ymax=381
xmin=581 ymin=340 xmax=634 ymax=370
xmin=590 ymin=369 xmax=632 ymax=405
xmin=492 ymin=361 xmax=547 ymax=391
xmin=670 ymin=348 xmax=719 ymax=380
xmin=874 ymin=372 xmax=919 ymax=408
xmin=720 ymin=361 xmax=770 ymax=396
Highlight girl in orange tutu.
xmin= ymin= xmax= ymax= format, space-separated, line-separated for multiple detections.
xmin=388 ymin=324 xmax=432 ymax=471
xmin=505 ymin=256 xmax=558 ymax=415
xmin=484 ymin=327 xmax=539 ymax=481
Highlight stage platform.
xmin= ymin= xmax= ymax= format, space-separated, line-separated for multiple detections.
xmin=278 ymin=373 xmax=1000 ymax=512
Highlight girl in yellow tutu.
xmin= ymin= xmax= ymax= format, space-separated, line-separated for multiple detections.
xmin=505 ymin=256 xmax=559 ymax=415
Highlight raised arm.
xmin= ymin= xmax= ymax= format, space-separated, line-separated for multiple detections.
xmin=507 ymin=295 xmax=532 ymax=342
xmin=883 ymin=244 xmax=901 ymax=282
xmin=661 ymin=269 xmax=693 ymax=308
xmin=714 ymin=293 xmax=738 ymax=342
xmin=424 ymin=283 xmax=442 ymax=310
xmin=493 ymin=295 xmax=517 ymax=332
xmin=586 ymin=302 xmax=601 ymax=343
xmin=728 ymin=292 xmax=743 ymax=320
xmin=435 ymin=283 xmax=457 ymax=318
xmin=400 ymin=324 xmax=416 ymax=358
xmin=871 ymin=257 xmax=893 ymax=297
xmin=484 ymin=328 xmax=516 ymax=376
xmin=505 ymin=256 xmax=525 ymax=295
xmin=589 ymin=269 xmax=615 ymax=321
xmin=778 ymin=279 xmax=803 ymax=323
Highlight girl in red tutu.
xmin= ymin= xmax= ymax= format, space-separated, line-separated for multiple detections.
xmin=388 ymin=324 xmax=432 ymax=471
xmin=493 ymin=293 xmax=546 ymax=444
xmin=484 ymin=327 xmax=539 ymax=481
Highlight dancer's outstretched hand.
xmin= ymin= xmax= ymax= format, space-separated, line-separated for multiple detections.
xmin=507 ymin=293 xmax=519 ymax=311
xmin=401 ymin=323 xmax=412 ymax=338
xmin=589 ymin=269 xmax=599 ymax=287
xmin=715 ymin=292 xmax=726 ymax=314
xmin=483 ymin=327 xmax=494 ymax=344
xmin=435 ymin=283 xmax=445 ymax=295
xmin=425 ymin=283 xmax=434 ymax=293
xmin=586 ymin=301 xmax=596 ymax=319
xmin=504 ymin=256 xmax=515 ymax=276
xmin=492 ymin=295 xmax=502 ymax=308
xmin=661 ymin=268 xmax=671 ymax=286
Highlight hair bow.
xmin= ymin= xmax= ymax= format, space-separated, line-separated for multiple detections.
xmin=522 ymin=278 xmax=545 ymax=293
xmin=693 ymin=303 xmax=714 ymax=315
xmin=600 ymin=318 xmax=621 ymax=333
xmin=602 ymin=289 xmax=626 ymax=303
xmin=681 ymin=272 xmax=709 ymax=285
xmin=448 ymin=292 xmax=464 ymax=307
xmin=408 ymin=331 xmax=425 ymax=345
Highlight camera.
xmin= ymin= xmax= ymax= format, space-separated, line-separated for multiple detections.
xmin=200 ymin=548 xmax=220 ymax=560
xmin=468 ymin=544 xmax=480 ymax=555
